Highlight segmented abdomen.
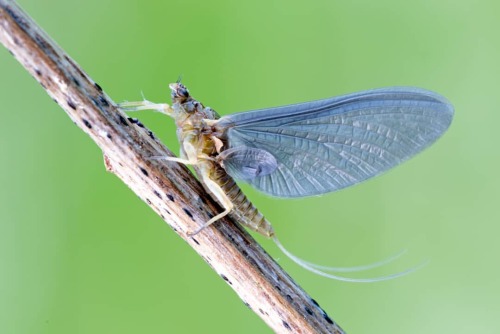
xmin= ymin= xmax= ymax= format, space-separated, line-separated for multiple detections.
xmin=210 ymin=165 xmax=274 ymax=237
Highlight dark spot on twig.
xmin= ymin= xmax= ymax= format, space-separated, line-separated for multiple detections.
xmin=52 ymin=98 xmax=59 ymax=105
xmin=106 ymin=133 xmax=112 ymax=140
xmin=323 ymin=313 xmax=334 ymax=325
xmin=118 ymin=114 xmax=128 ymax=126
xmin=275 ymin=285 xmax=282 ymax=292
xmin=220 ymin=274 xmax=232 ymax=285
xmin=67 ymin=100 xmax=76 ymax=110
xmin=71 ymin=76 xmax=80 ymax=87
xmin=82 ymin=119 xmax=92 ymax=129
xmin=13 ymin=37 xmax=20 ymax=46
xmin=147 ymin=131 xmax=155 ymax=139
xmin=35 ymin=69 xmax=42 ymax=76
xmin=139 ymin=167 xmax=149 ymax=177
xmin=259 ymin=308 xmax=265 ymax=315
xmin=282 ymin=320 xmax=291 ymax=331
xmin=146 ymin=198 xmax=152 ymax=205
xmin=286 ymin=294 xmax=293 ymax=302
xmin=94 ymin=82 xmax=103 ymax=92
xmin=91 ymin=95 xmax=109 ymax=108
xmin=99 ymin=96 xmax=109 ymax=107
xmin=128 ymin=117 xmax=144 ymax=127
xmin=160 ymin=214 xmax=165 ymax=219
xmin=244 ymin=302 xmax=252 ymax=310
xmin=153 ymin=190 xmax=162 ymax=199
xmin=166 ymin=194 xmax=174 ymax=202
xmin=305 ymin=306 xmax=313 ymax=316
xmin=192 ymin=238 xmax=200 ymax=245
xmin=183 ymin=208 xmax=194 ymax=221
xmin=311 ymin=298 xmax=320 ymax=307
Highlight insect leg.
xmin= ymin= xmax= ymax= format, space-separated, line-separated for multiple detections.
xmin=148 ymin=156 xmax=199 ymax=165
xmin=188 ymin=171 xmax=234 ymax=237
xmin=149 ymin=132 xmax=204 ymax=165
xmin=119 ymin=100 xmax=173 ymax=115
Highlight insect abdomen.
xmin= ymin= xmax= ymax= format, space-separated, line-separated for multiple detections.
xmin=212 ymin=167 xmax=274 ymax=237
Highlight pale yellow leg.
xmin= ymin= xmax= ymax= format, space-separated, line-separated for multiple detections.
xmin=149 ymin=156 xmax=198 ymax=165
xmin=150 ymin=153 xmax=233 ymax=236
xmin=119 ymin=100 xmax=173 ymax=115
xmin=149 ymin=135 xmax=207 ymax=165
xmin=188 ymin=176 xmax=234 ymax=237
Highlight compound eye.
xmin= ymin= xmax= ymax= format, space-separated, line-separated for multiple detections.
xmin=169 ymin=83 xmax=190 ymax=100
xmin=178 ymin=86 xmax=189 ymax=98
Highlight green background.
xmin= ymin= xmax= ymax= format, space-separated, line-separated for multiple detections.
xmin=1 ymin=0 xmax=498 ymax=333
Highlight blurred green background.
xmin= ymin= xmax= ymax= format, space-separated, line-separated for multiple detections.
xmin=1 ymin=0 xmax=498 ymax=333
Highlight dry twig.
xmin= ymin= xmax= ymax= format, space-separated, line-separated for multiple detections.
xmin=0 ymin=1 xmax=344 ymax=333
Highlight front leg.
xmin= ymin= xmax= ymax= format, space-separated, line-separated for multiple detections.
xmin=149 ymin=155 xmax=199 ymax=165
xmin=119 ymin=100 xmax=173 ymax=115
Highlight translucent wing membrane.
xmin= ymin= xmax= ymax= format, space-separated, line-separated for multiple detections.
xmin=219 ymin=147 xmax=278 ymax=180
xmin=217 ymin=87 xmax=454 ymax=197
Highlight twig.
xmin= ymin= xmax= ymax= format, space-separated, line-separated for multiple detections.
xmin=0 ymin=1 xmax=344 ymax=333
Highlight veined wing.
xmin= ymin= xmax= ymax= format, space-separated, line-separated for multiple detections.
xmin=215 ymin=87 xmax=454 ymax=197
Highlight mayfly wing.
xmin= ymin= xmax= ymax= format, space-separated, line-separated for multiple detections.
xmin=218 ymin=147 xmax=278 ymax=180
xmin=215 ymin=87 xmax=454 ymax=198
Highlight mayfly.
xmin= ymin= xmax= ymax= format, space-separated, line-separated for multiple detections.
xmin=120 ymin=82 xmax=454 ymax=282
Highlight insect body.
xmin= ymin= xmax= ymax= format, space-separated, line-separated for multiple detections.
xmin=120 ymin=82 xmax=454 ymax=281
xmin=123 ymin=83 xmax=275 ymax=236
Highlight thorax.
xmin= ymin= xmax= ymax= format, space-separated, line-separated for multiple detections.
xmin=171 ymin=100 xmax=222 ymax=161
